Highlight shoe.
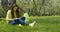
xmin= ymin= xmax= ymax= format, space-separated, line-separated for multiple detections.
xmin=19 ymin=24 xmax=21 ymax=26
xmin=29 ymin=21 xmax=36 ymax=27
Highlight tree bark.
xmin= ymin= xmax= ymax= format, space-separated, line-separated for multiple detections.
xmin=0 ymin=0 xmax=16 ymax=18
xmin=1 ymin=0 xmax=8 ymax=17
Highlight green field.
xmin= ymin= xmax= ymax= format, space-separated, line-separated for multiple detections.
xmin=0 ymin=16 xmax=60 ymax=32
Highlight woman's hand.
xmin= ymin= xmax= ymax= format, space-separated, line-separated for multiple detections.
xmin=8 ymin=18 xmax=16 ymax=20
xmin=13 ymin=18 xmax=18 ymax=20
xmin=9 ymin=18 xmax=19 ymax=20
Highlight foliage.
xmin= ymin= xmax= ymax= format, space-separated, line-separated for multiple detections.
xmin=0 ymin=0 xmax=60 ymax=17
xmin=16 ymin=0 xmax=60 ymax=16
xmin=0 ymin=5 xmax=3 ymax=12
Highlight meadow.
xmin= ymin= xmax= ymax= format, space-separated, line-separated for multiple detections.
xmin=0 ymin=16 xmax=60 ymax=32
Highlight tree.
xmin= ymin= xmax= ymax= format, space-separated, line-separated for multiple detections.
xmin=0 ymin=0 xmax=16 ymax=18
xmin=1 ymin=0 xmax=8 ymax=17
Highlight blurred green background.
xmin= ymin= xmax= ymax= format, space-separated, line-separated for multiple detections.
xmin=0 ymin=0 xmax=60 ymax=18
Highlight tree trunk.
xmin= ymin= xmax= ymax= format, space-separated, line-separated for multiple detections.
xmin=8 ymin=0 xmax=16 ymax=10
xmin=1 ymin=0 xmax=8 ymax=18
xmin=8 ymin=0 xmax=16 ymax=5
xmin=0 ymin=0 xmax=16 ymax=18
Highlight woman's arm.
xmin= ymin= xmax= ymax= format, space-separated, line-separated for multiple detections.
xmin=6 ymin=10 xmax=20 ymax=20
xmin=6 ymin=10 xmax=13 ymax=21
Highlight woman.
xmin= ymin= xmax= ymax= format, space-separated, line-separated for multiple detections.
xmin=6 ymin=3 xmax=36 ymax=26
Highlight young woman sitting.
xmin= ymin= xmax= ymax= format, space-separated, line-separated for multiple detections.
xmin=6 ymin=3 xmax=36 ymax=27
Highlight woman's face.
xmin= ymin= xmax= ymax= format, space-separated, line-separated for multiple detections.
xmin=14 ymin=6 xmax=18 ymax=11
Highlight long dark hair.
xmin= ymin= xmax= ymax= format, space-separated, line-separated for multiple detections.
xmin=10 ymin=4 xmax=20 ymax=19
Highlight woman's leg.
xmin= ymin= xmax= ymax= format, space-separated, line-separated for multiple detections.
xmin=9 ymin=17 xmax=29 ymax=25
xmin=18 ymin=17 xmax=29 ymax=25
xmin=9 ymin=20 xmax=17 ymax=25
xmin=19 ymin=19 xmax=29 ymax=25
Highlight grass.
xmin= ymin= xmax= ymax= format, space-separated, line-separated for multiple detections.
xmin=0 ymin=16 xmax=60 ymax=32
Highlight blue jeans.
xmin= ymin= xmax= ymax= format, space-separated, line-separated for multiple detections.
xmin=9 ymin=17 xmax=29 ymax=25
